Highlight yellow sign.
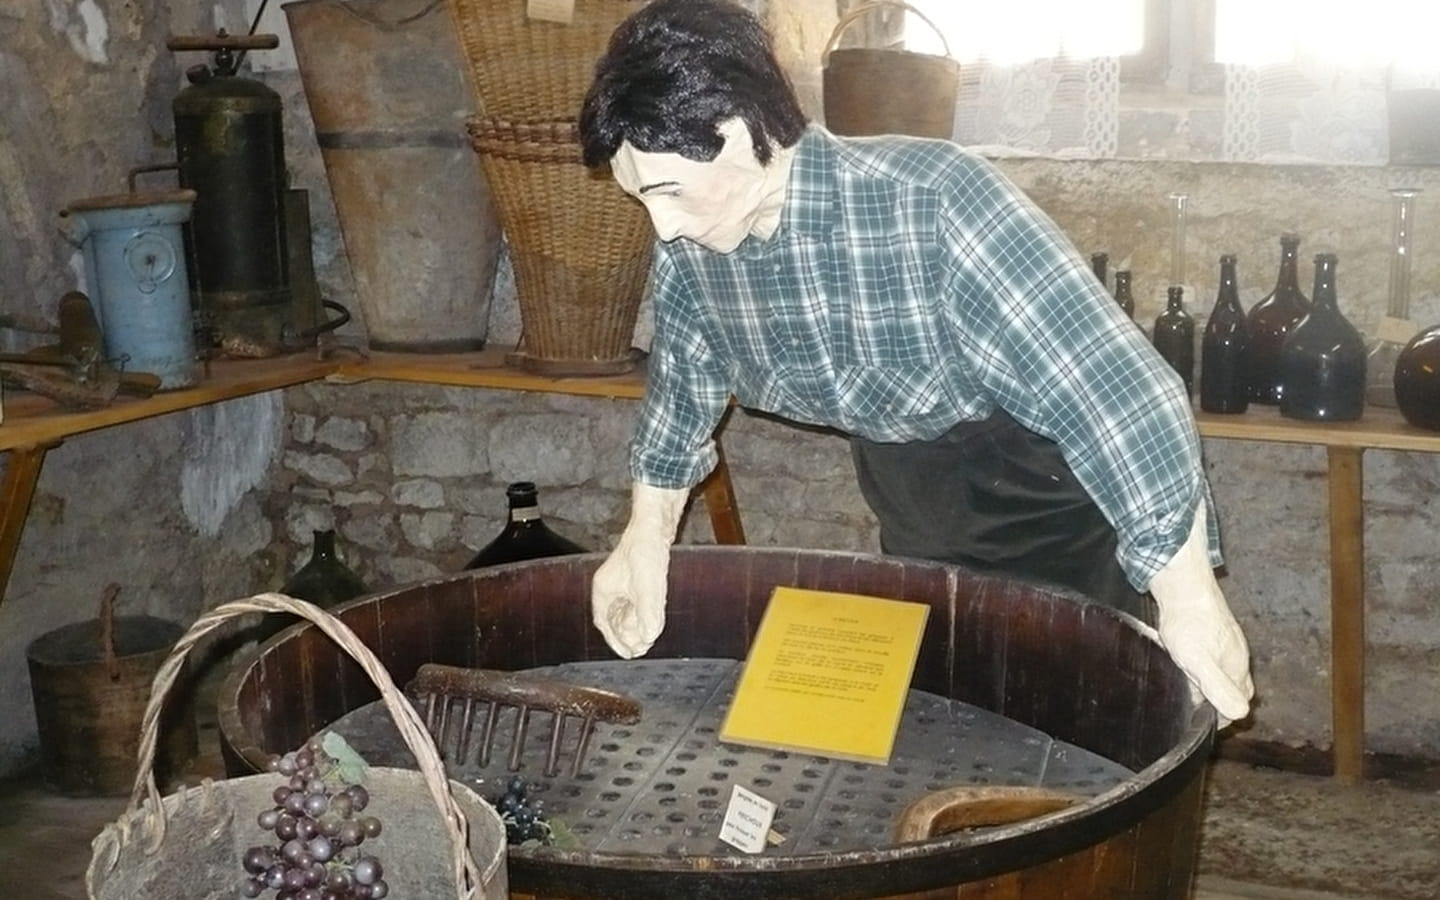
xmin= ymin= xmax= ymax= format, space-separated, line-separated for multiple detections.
xmin=720 ymin=586 xmax=930 ymax=765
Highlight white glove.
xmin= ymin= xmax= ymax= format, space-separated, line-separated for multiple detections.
xmin=1146 ymin=499 xmax=1255 ymax=727
xmin=591 ymin=482 xmax=689 ymax=658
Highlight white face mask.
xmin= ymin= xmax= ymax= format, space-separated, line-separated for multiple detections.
xmin=610 ymin=117 xmax=794 ymax=254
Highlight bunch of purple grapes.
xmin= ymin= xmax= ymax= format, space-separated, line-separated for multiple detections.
xmin=491 ymin=775 xmax=552 ymax=846
xmin=240 ymin=738 xmax=389 ymax=899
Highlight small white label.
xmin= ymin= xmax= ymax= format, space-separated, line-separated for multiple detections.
xmin=719 ymin=784 xmax=777 ymax=854
xmin=526 ymin=0 xmax=575 ymax=24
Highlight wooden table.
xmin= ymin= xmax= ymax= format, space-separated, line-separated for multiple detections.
xmin=1195 ymin=403 xmax=1440 ymax=783
xmin=2 ymin=350 xmax=1435 ymax=781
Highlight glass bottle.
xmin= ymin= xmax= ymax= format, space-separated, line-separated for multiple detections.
xmin=1090 ymin=251 xmax=1109 ymax=291
xmin=1168 ymin=192 xmax=1189 ymax=289
xmin=281 ymin=529 xmax=368 ymax=608
xmin=1364 ymin=187 xmax=1421 ymax=408
xmin=1395 ymin=325 xmax=1440 ymax=431
xmin=1201 ymin=254 xmax=1250 ymax=414
xmin=1279 ymin=254 xmax=1366 ymax=422
xmin=1153 ymin=286 xmax=1195 ymax=396
xmin=465 ymin=481 xmax=587 ymax=568
xmin=1246 ymin=233 xmax=1311 ymax=405
xmin=1114 ymin=270 xmax=1136 ymax=320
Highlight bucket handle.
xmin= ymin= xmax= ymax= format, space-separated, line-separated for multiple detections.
xmin=823 ymin=1 xmax=954 ymax=64
xmin=335 ymin=0 xmax=446 ymax=31
xmin=125 ymin=592 xmax=482 ymax=899
xmin=98 ymin=582 xmax=121 ymax=681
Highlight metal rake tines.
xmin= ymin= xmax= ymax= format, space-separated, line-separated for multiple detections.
xmin=409 ymin=663 xmax=643 ymax=778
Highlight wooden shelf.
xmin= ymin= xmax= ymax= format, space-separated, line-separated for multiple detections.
xmin=335 ymin=349 xmax=647 ymax=400
xmin=0 ymin=354 xmax=336 ymax=452
xmin=1195 ymin=403 xmax=1440 ymax=453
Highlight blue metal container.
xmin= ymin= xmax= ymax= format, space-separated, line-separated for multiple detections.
xmin=61 ymin=189 xmax=200 ymax=389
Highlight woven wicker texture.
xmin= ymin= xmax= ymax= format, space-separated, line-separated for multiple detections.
xmin=85 ymin=593 xmax=508 ymax=900
xmin=469 ymin=117 xmax=653 ymax=367
xmin=447 ymin=0 xmax=642 ymax=122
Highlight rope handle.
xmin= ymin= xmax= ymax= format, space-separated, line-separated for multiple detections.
xmin=823 ymin=1 xmax=954 ymax=64
xmin=126 ymin=592 xmax=480 ymax=899
xmin=98 ymin=582 xmax=120 ymax=681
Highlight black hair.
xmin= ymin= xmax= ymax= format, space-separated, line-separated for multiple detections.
xmin=579 ymin=0 xmax=808 ymax=168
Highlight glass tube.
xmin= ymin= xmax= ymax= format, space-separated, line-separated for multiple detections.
xmin=1365 ymin=187 xmax=1422 ymax=408
xmin=1168 ymin=192 xmax=1189 ymax=288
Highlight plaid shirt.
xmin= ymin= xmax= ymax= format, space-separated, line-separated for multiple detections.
xmin=631 ymin=125 xmax=1219 ymax=588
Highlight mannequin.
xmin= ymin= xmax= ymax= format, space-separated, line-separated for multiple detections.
xmin=579 ymin=0 xmax=1253 ymax=725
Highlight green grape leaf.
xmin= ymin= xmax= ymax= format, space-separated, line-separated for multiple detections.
xmin=321 ymin=731 xmax=369 ymax=784
xmin=546 ymin=817 xmax=582 ymax=850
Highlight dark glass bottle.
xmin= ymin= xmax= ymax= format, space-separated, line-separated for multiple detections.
xmin=1090 ymin=251 xmax=1109 ymax=290
xmin=1200 ymin=254 xmax=1250 ymax=414
xmin=1246 ymin=233 xmax=1311 ymax=404
xmin=1395 ymin=324 xmax=1440 ymax=431
xmin=1279 ymin=254 xmax=1366 ymax=422
xmin=281 ymin=529 xmax=368 ymax=608
xmin=1114 ymin=270 xmax=1136 ymax=319
xmin=465 ymin=481 xmax=587 ymax=568
xmin=1153 ymin=286 xmax=1195 ymax=395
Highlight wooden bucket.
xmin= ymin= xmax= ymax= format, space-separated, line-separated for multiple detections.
xmin=822 ymin=1 xmax=959 ymax=140
xmin=25 ymin=586 xmax=196 ymax=796
xmin=220 ymin=547 xmax=1215 ymax=899
xmin=86 ymin=593 xmax=508 ymax=899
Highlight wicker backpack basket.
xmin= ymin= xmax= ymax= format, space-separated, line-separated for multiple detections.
xmin=85 ymin=593 xmax=509 ymax=900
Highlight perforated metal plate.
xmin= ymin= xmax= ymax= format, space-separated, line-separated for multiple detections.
xmin=322 ymin=658 xmax=1132 ymax=856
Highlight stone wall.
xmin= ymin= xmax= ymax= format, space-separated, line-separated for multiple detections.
xmin=4 ymin=0 xmax=1440 ymax=778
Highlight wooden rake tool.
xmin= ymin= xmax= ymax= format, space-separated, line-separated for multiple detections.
xmin=409 ymin=663 xmax=642 ymax=778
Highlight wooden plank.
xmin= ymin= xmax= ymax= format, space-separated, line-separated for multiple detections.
xmin=342 ymin=349 xmax=647 ymax=400
xmin=0 ymin=354 xmax=336 ymax=452
xmin=0 ymin=444 xmax=51 ymax=609
xmin=1328 ymin=446 xmax=1366 ymax=783
xmin=1195 ymin=403 xmax=1440 ymax=453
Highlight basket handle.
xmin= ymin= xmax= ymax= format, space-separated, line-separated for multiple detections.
xmin=823 ymin=1 xmax=954 ymax=64
xmin=126 ymin=592 xmax=481 ymax=900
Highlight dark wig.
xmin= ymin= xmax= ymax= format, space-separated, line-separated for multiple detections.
xmin=579 ymin=0 xmax=808 ymax=168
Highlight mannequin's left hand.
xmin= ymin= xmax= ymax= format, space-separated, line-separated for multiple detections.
xmin=1146 ymin=504 xmax=1255 ymax=727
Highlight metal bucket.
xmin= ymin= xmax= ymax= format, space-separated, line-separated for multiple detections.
xmin=284 ymin=0 xmax=502 ymax=353
xmin=221 ymin=547 xmax=1213 ymax=899
xmin=60 ymin=189 xmax=200 ymax=390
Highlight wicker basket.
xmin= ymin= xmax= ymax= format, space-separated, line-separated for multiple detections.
xmin=86 ymin=593 xmax=508 ymax=900
xmin=446 ymin=0 xmax=640 ymax=122
xmin=469 ymin=117 xmax=653 ymax=375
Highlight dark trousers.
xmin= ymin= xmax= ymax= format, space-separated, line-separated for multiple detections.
xmin=850 ymin=410 xmax=1154 ymax=623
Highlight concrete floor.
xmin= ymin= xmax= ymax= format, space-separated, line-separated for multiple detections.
xmin=1 ymin=690 xmax=1436 ymax=898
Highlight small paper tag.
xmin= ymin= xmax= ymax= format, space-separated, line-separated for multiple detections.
xmin=719 ymin=784 xmax=777 ymax=854
xmin=526 ymin=0 xmax=575 ymax=24
xmin=1376 ymin=315 xmax=1420 ymax=345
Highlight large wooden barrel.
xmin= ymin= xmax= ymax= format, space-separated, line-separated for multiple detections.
xmin=220 ymin=547 xmax=1213 ymax=899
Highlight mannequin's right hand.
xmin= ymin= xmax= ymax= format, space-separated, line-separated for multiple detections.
xmin=590 ymin=482 xmax=689 ymax=658
xmin=591 ymin=535 xmax=671 ymax=658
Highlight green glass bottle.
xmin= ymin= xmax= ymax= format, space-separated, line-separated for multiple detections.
xmin=281 ymin=529 xmax=368 ymax=608
xmin=1153 ymin=286 xmax=1195 ymax=396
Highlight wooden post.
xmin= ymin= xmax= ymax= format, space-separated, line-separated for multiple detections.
xmin=1327 ymin=446 xmax=1365 ymax=783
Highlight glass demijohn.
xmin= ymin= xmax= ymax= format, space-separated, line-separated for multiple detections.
xmin=1364 ymin=187 xmax=1421 ymax=408
xmin=281 ymin=529 xmax=368 ymax=609
xmin=1200 ymin=254 xmax=1250 ymax=414
xmin=465 ymin=481 xmax=587 ymax=568
xmin=1279 ymin=254 xmax=1366 ymax=422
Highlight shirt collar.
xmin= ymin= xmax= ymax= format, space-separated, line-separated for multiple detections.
xmin=779 ymin=125 xmax=840 ymax=239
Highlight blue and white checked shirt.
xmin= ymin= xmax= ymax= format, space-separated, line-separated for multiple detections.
xmin=630 ymin=125 xmax=1219 ymax=589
